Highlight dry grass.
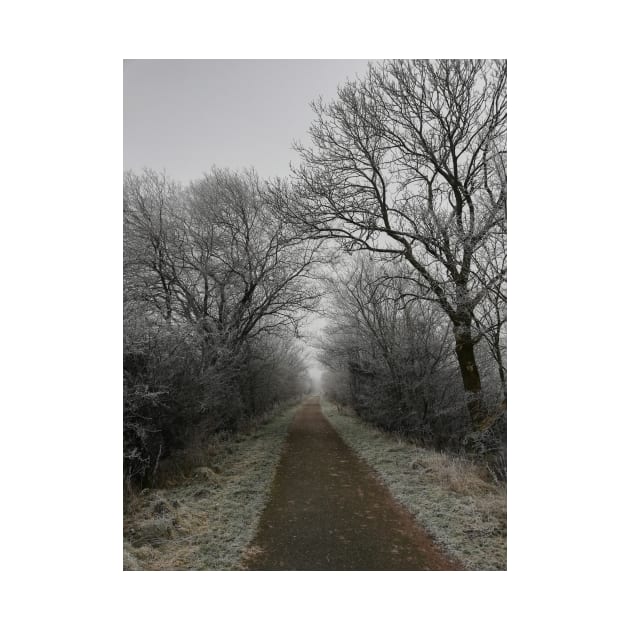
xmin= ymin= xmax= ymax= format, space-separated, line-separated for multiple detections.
xmin=123 ymin=402 xmax=300 ymax=570
xmin=321 ymin=400 xmax=506 ymax=570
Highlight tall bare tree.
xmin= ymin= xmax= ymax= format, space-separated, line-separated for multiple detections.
xmin=281 ymin=59 xmax=507 ymax=430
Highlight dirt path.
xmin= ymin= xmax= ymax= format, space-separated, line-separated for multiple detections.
xmin=242 ymin=397 xmax=461 ymax=570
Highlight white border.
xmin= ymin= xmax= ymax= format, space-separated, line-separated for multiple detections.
xmin=3 ymin=0 xmax=629 ymax=628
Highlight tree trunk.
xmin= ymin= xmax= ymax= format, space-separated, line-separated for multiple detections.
xmin=497 ymin=354 xmax=507 ymax=401
xmin=453 ymin=319 xmax=487 ymax=430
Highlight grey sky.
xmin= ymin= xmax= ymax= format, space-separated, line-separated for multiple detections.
xmin=124 ymin=59 xmax=371 ymax=183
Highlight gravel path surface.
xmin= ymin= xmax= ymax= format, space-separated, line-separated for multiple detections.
xmin=243 ymin=397 xmax=461 ymax=570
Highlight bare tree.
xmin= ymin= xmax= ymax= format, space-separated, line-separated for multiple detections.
xmin=125 ymin=169 xmax=322 ymax=350
xmin=281 ymin=59 xmax=507 ymax=430
xmin=184 ymin=169 xmax=322 ymax=354
xmin=124 ymin=170 xmax=182 ymax=321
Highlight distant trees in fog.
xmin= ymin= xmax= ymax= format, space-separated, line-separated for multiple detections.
xmin=123 ymin=168 xmax=321 ymax=486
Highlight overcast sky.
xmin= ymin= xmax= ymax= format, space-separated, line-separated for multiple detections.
xmin=124 ymin=59 xmax=371 ymax=183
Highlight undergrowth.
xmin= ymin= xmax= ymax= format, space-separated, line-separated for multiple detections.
xmin=123 ymin=402 xmax=299 ymax=570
